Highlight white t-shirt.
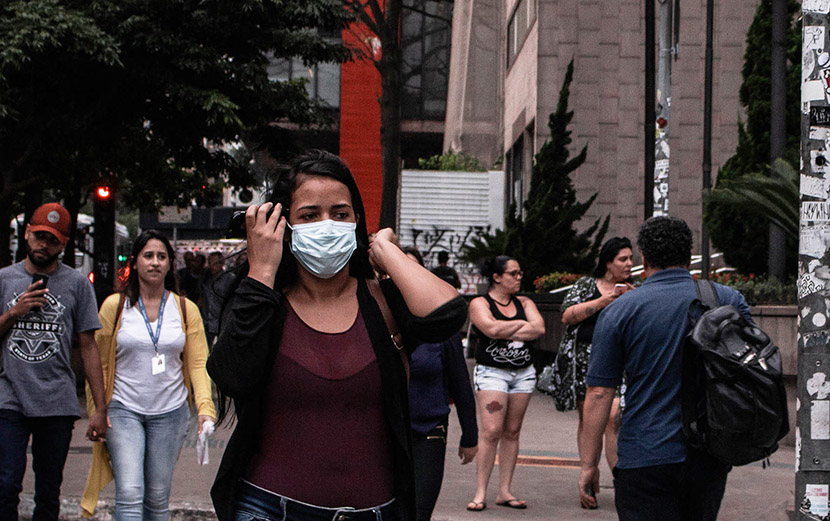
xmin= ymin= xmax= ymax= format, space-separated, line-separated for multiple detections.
xmin=112 ymin=292 xmax=188 ymax=415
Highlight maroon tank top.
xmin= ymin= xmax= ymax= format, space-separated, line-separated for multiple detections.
xmin=246 ymin=304 xmax=394 ymax=508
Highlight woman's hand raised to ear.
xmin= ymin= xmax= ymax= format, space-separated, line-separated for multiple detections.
xmin=370 ymin=228 xmax=460 ymax=316
xmin=368 ymin=228 xmax=401 ymax=276
xmin=246 ymin=203 xmax=286 ymax=289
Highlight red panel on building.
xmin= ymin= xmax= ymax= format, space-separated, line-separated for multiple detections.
xmin=340 ymin=22 xmax=383 ymax=233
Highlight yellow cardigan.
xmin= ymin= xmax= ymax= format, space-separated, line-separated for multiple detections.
xmin=80 ymin=292 xmax=216 ymax=517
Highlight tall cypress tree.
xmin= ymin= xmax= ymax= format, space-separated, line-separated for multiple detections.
xmin=460 ymin=58 xmax=608 ymax=289
xmin=703 ymin=0 xmax=800 ymax=275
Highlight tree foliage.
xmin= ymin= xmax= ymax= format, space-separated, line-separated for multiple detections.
xmin=459 ymin=59 xmax=608 ymax=290
xmin=705 ymin=159 xmax=798 ymax=241
xmin=703 ymin=0 xmax=800 ymax=275
xmin=417 ymin=152 xmax=487 ymax=171
xmin=0 ymin=0 xmax=351 ymax=263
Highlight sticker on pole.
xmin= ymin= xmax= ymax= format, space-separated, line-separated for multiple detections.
xmin=805 ymin=485 xmax=829 ymax=517
xmin=804 ymin=0 xmax=830 ymax=15
xmin=802 ymin=202 xmax=830 ymax=222
xmin=811 ymin=106 xmax=830 ymax=126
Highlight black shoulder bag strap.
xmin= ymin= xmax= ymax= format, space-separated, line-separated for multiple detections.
xmin=694 ymin=279 xmax=720 ymax=310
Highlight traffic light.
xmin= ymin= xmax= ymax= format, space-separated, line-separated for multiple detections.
xmin=92 ymin=183 xmax=116 ymax=305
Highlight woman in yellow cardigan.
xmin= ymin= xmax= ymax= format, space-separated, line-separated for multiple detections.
xmin=82 ymin=230 xmax=215 ymax=519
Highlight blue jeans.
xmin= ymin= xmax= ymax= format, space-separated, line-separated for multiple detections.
xmin=106 ymin=400 xmax=190 ymax=521
xmin=234 ymin=480 xmax=398 ymax=521
xmin=0 ymin=409 xmax=75 ymax=521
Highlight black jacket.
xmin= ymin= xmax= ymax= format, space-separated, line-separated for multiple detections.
xmin=206 ymin=276 xmax=467 ymax=521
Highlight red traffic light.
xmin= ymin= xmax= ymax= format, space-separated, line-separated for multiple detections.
xmin=96 ymin=186 xmax=111 ymax=199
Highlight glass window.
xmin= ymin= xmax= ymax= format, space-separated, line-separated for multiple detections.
xmin=401 ymin=0 xmax=453 ymax=120
xmin=267 ymin=50 xmax=341 ymax=109
xmin=507 ymin=0 xmax=536 ymax=68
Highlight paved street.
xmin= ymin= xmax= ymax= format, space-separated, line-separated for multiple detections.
xmin=19 ymin=385 xmax=795 ymax=520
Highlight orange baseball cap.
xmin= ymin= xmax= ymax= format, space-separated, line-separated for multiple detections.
xmin=29 ymin=203 xmax=71 ymax=243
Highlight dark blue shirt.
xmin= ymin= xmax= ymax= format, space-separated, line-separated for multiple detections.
xmin=587 ymin=268 xmax=752 ymax=469
xmin=409 ymin=332 xmax=478 ymax=448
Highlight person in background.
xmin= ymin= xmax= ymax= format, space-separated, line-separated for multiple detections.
xmin=552 ymin=236 xmax=634 ymax=505
xmin=198 ymin=251 xmax=225 ymax=347
xmin=177 ymin=251 xmax=205 ymax=302
xmin=81 ymin=230 xmax=216 ymax=520
xmin=579 ymin=217 xmax=751 ymax=519
xmin=0 ymin=203 xmax=108 ymax=521
xmin=431 ymin=250 xmax=461 ymax=289
xmin=402 ymin=247 xmax=478 ymax=521
xmin=206 ymin=150 xmax=467 ymax=521
xmin=466 ymin=255 xmax=545 ymax=512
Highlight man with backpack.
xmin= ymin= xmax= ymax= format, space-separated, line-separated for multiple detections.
xmin=578 ymin=216 xmax=753 ymax=520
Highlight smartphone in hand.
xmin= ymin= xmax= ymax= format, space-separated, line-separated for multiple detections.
xmin=32 ymin=273 xmax=49 ymax=289
xmin=31 ymin=274 xmax=48 ymax=312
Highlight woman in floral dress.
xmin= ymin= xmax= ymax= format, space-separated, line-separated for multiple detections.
xmin=551 ymin=237 xmax=634 ymax=480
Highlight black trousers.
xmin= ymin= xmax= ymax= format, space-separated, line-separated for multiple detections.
xmin=0 ymin=410 xmax=75 ymax=521
xmin=411 ymin=422 xmax=448 ymax=521
xmin=613 ymin=448 xmax=731 ymax=521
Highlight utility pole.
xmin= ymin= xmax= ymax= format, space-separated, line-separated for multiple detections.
xmin=797 ymin=4 xmax=830 ymax=518
xmin=701 ymin=0 xmax=714 ymax=280
xmin=769 ymin=0 xmax=787 ymax=279
xmin=653 ymin=0 xmax=672 ymax=217
xmin=644 ymin=0 xmax=655 ymax=219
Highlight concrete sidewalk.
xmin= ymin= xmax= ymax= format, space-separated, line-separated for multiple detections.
xmin=20 ymin=390 xmax=795 ymax=520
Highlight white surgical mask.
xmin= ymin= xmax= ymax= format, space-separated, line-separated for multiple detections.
xmin=288 ymin=219 xmax=357 ymax=279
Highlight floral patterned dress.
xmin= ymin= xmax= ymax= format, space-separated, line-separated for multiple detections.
xmin=551 ymin=276 xmax=600 ymax=412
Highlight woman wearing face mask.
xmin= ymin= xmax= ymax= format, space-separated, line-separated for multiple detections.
xmin=466 ymin=256 xmax=545 ymax=512
xmin=206 ymin=150 xmax=467 ymax=521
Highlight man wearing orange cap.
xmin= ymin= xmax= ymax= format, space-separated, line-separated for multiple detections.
xmin=0 ymin=203 xmax=108 ymax=521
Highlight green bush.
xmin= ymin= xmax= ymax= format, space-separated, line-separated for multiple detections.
xmin=533 ymin=272 xmax=584 ymax=293
xmin=417 ymin=152 xmax=487 ymax=172
xmin=705 ymin=272 xmax=797 ymax=306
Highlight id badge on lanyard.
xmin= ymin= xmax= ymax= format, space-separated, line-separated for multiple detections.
xmin=138 ymin=291 xmax=167 ymax=376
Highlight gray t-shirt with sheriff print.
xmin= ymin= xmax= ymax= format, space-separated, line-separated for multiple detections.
xmin=0 ymin=262 xmax=101 ymax=418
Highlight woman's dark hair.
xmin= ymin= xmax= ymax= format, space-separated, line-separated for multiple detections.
xmin=592 ymin=237 xmax=633 ymax=278
xmin=401 ymin=246 xmax=424 ymax=267
xmin=479 ymin=255 xmax=514 ymax=287
xmin=124 ymin=230 xmax=179 ymax=305
xmin=637 ymin=216 xmax=693 ymax=269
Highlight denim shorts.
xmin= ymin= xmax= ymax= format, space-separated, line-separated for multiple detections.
xmin=473 ymin=365 xmax=536 ymax=394
xmin=235 ymin=480 xmax=398 ymax=521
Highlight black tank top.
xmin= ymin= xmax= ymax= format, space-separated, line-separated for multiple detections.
xmin=472 ymin=294 xmax=533 ymax=370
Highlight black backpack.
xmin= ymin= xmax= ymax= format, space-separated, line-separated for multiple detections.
xmin=681 ymin=279 xmax=789 ymax=466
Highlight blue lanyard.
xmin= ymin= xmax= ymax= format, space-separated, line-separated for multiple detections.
xmin=137 ymin=290 xmax=167 ymax=353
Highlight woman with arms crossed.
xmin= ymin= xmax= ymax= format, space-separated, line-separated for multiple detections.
xmin=466 ymin=256 xmax=545 ymax=512
xmin=207 ymin=150 xmax=466 ymax=521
